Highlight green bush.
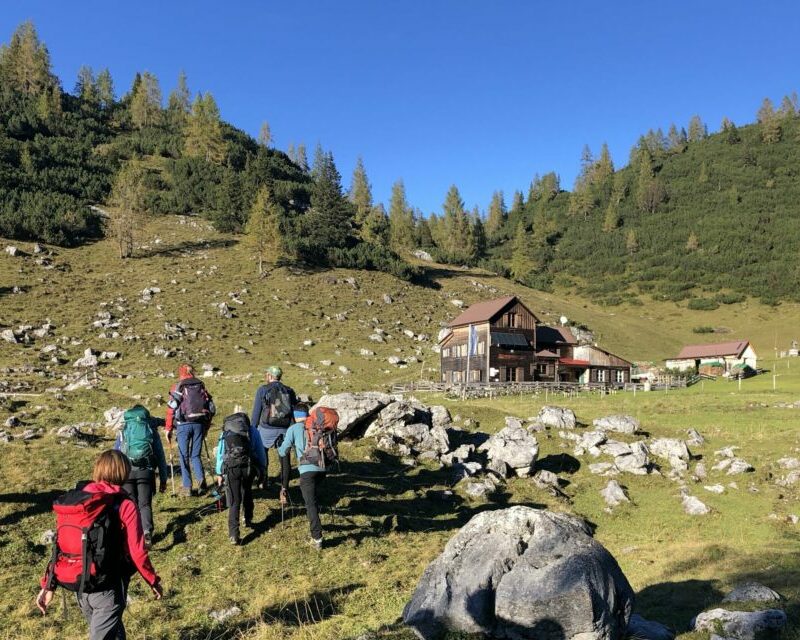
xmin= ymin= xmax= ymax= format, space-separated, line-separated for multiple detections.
xmin=327 ymin=243 xmax=419 ymax=281
xmin=687 ymin=297 xmax=720 ymax=310
xmin=715 ymin=292 xmax=746 ymax=304
xmin=693 ymin=326 xmax=716 ymax=333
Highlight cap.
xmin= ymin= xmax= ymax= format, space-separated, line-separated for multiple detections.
xmin=267 ymin=365 xmax=283 ymax=379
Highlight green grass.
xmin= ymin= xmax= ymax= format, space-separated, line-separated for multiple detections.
xmin=1 ymin=216 xmax=799 ymax=639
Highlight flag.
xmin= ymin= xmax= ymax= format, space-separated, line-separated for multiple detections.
xmin=468 ymin=324 xmax=478 ymax=357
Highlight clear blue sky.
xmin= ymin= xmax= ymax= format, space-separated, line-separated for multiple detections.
xmin=3 ymin=1 xmax=799 ymax=214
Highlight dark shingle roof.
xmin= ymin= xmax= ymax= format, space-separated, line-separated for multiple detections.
xmin=448 ymin=296 xmax=539 ymax=328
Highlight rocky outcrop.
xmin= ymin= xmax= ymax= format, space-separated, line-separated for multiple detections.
xmin=477 ymin=424 xmax=538 ymax=477
xmin=692 ymin=608 xmax=786 ymax=640
xmin=312 ymin=392 xmax=393 ymax=436
xmin=536 ymin=405 xmax=577 ymax=429
xmin=403 ymin=506 xmax=634 ymax=640
xmin=593 ymin=415 xmax=640 ymax=434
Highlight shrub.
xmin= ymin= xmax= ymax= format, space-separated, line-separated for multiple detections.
xmin=327 ymin=243 xmax=419 ymax=281
xmin=715 ymin=292 xmax=746 ymax=304
xmin=693 ymin=326 xmax=716 ymax=334
xmin=687 ymin=297 xmax=720 ymax=311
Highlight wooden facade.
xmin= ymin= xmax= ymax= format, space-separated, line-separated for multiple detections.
xmin=440 ymin=296 xmax=633 ymax=387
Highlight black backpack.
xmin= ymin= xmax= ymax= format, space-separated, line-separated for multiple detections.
xmin=259 ymin=383 xmax=293 ymax=428
xmin=222 ymin=413 xmax=251 ymax=472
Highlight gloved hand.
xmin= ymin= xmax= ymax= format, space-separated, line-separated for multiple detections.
xmin=159 ymin=480 xmax=167 ymax=494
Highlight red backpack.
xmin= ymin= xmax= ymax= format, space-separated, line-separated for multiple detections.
xmin=45 ymin=489 xmax=127 ymax=594
xmin=299 ymin=407 xmax=339 ymax=470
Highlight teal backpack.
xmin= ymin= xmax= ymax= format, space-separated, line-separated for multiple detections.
xmin=121 ymin=406 xmax=154 ymax=467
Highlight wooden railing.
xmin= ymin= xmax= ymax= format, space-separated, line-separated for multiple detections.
xmin=391 ymin=378 xmax=692 ymax=397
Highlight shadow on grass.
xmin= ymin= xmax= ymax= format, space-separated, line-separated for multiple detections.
xmin=176 ymin=583 xmax=365 ymax=640
xmin=137 ymin=238 xmax=238 ymax=259
xmin=0 ymin=490 xmax=62 ymax=528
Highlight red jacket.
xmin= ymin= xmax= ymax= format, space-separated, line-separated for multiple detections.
xmin=41 ymin=481 xmax=160 ymax=589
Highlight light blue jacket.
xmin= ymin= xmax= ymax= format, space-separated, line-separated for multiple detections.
xmin=215 ymin=425 xmax=267 ymax=475
xmin=278 ymin=422 xmax=324 ymax=475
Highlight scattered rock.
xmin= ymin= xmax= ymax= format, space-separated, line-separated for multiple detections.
xmin=704 ymin=484 xmax=725 ymax=494
xmin=478 ymin=424 xmax=538 ymax=477
xmin=615 ymin=442 xmax=650 ymax=475
xmin=536 ymin=405 xmax=577 ymax=429
xmin=402 ymin=506 xmax=634 ymax=640
xmin=601 ymin=479 xmax=630 ymax=507
xmin=429 ymin=405 xmax=451 ymax=429
xmin=383 ymin=294 xmax=393 ymax=304
xmin=682 ymin=495 xmax=710 ymax=515
xmin=209 ymin=605 xmax=242 ymax=623
xmin=722 ymin=582 xmax=782 ymax=603
xmin=649 ymin=438 xmax=691 ymax=461
xmin=413 ymin=249 xmax=433 ymax=262
xmin=460 ymin=475 xmax=499 ymax=499
xmin=692 ymin=608 xmax=786 ymax=640
xmin=5 ymin=245 xmax=18 ymax=256
xmin=627 ymin=613 xmax=675 ymax=640
xmin=593 ymin=415 xmax=639 ymax=434
xmin=4 ymin=415 xmax=20 ymax=428
xmin=686 ymin=428 xmax=705 ymax=446
xmin=1 ymin=329 xmax=18 ymax=344
xmin=359 ymin=349 xmax=375 ymax=357
xmin=337 ymin=365 xmax=351 ymax=375
xmin=450 ymin=299 xmax=464 ymax=308
xmin=73 ymin=348 xmax=99 ymax=368
xmin=40 ymin=529 xmax=56 ymax=545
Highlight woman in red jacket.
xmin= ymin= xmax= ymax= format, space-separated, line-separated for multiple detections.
xmin=36 ymin=450 xmax=163 ymax=640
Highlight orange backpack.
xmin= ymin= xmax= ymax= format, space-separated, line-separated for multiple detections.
xmin=299 ymin=407 xmax=339 ymax=469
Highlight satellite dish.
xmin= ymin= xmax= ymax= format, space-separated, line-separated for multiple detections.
xmin=559 ymin=316 xmax=568 ymax=326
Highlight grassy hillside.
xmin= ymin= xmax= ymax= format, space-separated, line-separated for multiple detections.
xmin=0 ymin=214 xmax=799 ymax=638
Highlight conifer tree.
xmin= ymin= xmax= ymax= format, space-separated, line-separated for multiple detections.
xmin=286 ymin=142 xmax=296 ymax=163
xmin=389 ymin=179 xmax=415 ymax=252
xmin=415 ymin=216 xmax=434 ymax=248
xmin=110 ymin=162 xmax=147 ymax=259
xmin=472 ymin=211 xmax=487 ymax=259
xmin=245 ymin=185 xmax=284 ymax=274
xmin=602 ymin=174 xmax=625 ymax=232
xmin=667 ymin=123 xmax=687 ymax=152
xmin=361 ymin=203 xmax=390 ymax=245
xmin=687 ymin=115 xmax=707 ymax=142
xmin=485 ymin=191 xmax=506 ymax=240
xmin=75 ymin=65 xmax=97 ymax=103
xmin=167 ymin=70 xmax=190 ymax=124
xmin=779 ymin=94 xmax=798 ymax=118
xmin=510 ymin=223 xmax=535 ymax=282
xmin=258 ymin=121 xmax=272 ymax=147
xmin=757 ymin=97 xmax=782 ymax=143
xmin=95 ymin=68 xmax=114 ymax=108
xmin=130 ymin=71 xmax=162 ymax=128
xmin=441 ymin=185 xmax=474 ymax=260
xmin=636 ymin=151 xmax=666 ymax=213
xmin=304 ymin=148 xmax=355 ymax=250
xmin=296 ymin=143 xmax=308 ymax=172
xmin=184 ymin=92 xmax=227 ymax=163
xmin=0 ymin=21 xmax=57 ymax=96
xmin=539 ymin=172 xmax=560 ymax=200
xmin=594 ymin=143 xmax=614 ymax=186
xmin=348 ymin=156 xmax=372 ymax=226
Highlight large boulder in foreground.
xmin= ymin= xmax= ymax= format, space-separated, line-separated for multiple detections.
xmin=312 ymin=392 xmax=392 ymax=436
xmin=403 ymin=506 xmax=634 ymax=640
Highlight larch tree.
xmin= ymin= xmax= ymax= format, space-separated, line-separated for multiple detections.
xmin=184 ymin=92 xmax=227 ymax=164
xmin=286 ymin=143 xmax=296 ymax=164
xmin=130 ymin=71 xmax=162 ymax=128
xmin=0 ymin=21 xmax=58 ymax=96
xmin=510 ymin=223 xmax=535 ymax=282
xmin=167 ymin=70 xmax=191 ymax=124
xmin=75 ymin=65 xmax=97 ymax=104
xmin=602 ymin=174 xmax=625 ymax=232
xmin=485 ymin=190 xmax=506 ymax=240
xmin=687 ymin=115 xmax=707 ymax=143
xmin=441 ymin=185 xmax=474 ymax=261
xmin=667 ymin=123 xmax=687 ymax=153
xmin=757 ymin=97 xmax=782 ymax=144
xmin=109 ymin=162 xmax=148 ymax=259
xmin=245 ymin=185 xmax=284 ymax=275
xmin=296 ymin=143 xmax=308 ymax=172
xmin=95 ymin=68 xmax=115 ymax=108
xmin=348 ymin=156 xmax=373 ymax=227
xmin=636 ymin=150 xmax=666 ymax=213
xmin=361 ymin=203 xmax=390 ymax=246
xmin=258 ymin=121 xmax=272 ymax=147
xmin=389 ymin=179 xmax=415 ymax=252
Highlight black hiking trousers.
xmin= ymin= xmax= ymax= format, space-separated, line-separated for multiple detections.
xmin=299 ymin=471 xmax=326 ymax=541
xmin=123 ymin=467 xmax=155 ymax=534
xmin=225 ymin=465 xmax=255 ymax=540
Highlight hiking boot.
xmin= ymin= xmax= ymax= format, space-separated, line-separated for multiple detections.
xmin=143 ymin=531 xmax=153 ymax=549
xmin=229 ymin=535 xmax=240 ymax=545
xmin=244 ymin=519 xmax=254 ymax=529
xmin=178 ymin=486 xmax=192 ymax=498
xmin=198 ymin=481 xmax=208 ymax=495
xmin=310 ymin=537 xmax=322 ymax=551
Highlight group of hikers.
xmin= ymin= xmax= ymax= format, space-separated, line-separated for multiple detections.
xmin=35 ymin=363 xmax=339 ymax=640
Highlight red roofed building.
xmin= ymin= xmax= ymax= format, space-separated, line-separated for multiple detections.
xmin=439 ymin=295 xmax=633 ymax=385
xmin=665 ymin=340 xmax=757 ymax=373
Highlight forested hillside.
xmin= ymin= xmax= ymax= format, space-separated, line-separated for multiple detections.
xmin=1 ymin=21 xmax=799 ymax=303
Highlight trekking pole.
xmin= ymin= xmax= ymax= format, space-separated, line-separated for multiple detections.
xmin=61 ymin=590 xmax=68 ymax=622
xmin=168 ymin=443 xmax=177 ymax=497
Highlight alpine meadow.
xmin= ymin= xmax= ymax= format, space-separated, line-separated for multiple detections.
xmin=1 ymin=13 xmax=800 ymax=640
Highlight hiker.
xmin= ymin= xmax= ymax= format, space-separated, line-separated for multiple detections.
xmin=250 ymin=366 xmax=297 ymax=497
xmin=114 ymin=404 xmax=169 ymax=548
xmin=36 ymin=450 xmax=163 ymax=639
xmin=214 ymin=412 xmax=266 ymax=545
xmin=277 ymin=404 xmax=339 ymax=549
xmin=165 ymin=363 xmax=216 ymax=496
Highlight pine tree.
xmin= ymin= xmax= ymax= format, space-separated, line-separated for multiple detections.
xmin=75 ymin=65 xmax=97 ymax=103
xmin=0 ymin=21 xmax=57 ymax=96
xmin=472 ymin=212 xmax=487 ymax=259
xmin=167 ymin=70 xmax=190 ymax=124
xmin=485 ymin=191 xmax=506 ymax=240
xmin=245 ymin=185 xmax=284 ymax=274
xmin=258 ymin=121 xmax=272 ymax=147
xmin=130 ymin=71 xmax=162 ymax=128
xmin=109 ymin=162 xmax=147 ymax=259
xmin=625 ymin=229 xmax=639 ymax=255
xmin=348 ymin=156 xmax=373 ymax=226
xmin=361 ymin=203 xmax=390 ymax=245
xmin=510 ymin=223 xmax=535 ymax=282
xmin=726 ymin=122 xmax=741 ymax=144
xmin=304 ymin=148 xmax=355 ymax=251
xmin=184 ymin=92 xmax=227 ymax=163
xmin=389 ymin=179 xmax=415 ymax=252
xmin=96 ymin=68 xmax=114 ymax=108
xmin=415 ymin=216 xmax=434 ymax=248
xmin=687 ymin=115 xmax=707 ymax=143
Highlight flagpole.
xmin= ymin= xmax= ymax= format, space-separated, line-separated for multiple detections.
xmin=466 ymin=323 xmax=472 ymax=388
xmin=486 ymin=324 xmax=490 ymax=385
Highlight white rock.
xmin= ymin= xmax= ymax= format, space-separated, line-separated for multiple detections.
xmin=1 ymin=329 xmax=17 ymax=344
xmin=692 ymin=608 xmax=786 ymax=639
xmin=600 ymin=480 xmax=630 ymax=507
xmin=451 ymin=299 xmax=464 ymax=308
xmin=704 ymin=484 xmax=725 ymax=494
xmin=682 ymin=495 xmax=710 ymax=515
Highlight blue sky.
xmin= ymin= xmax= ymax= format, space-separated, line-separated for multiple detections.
xmin=3 ymin=1 xmax=799 ymax=214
